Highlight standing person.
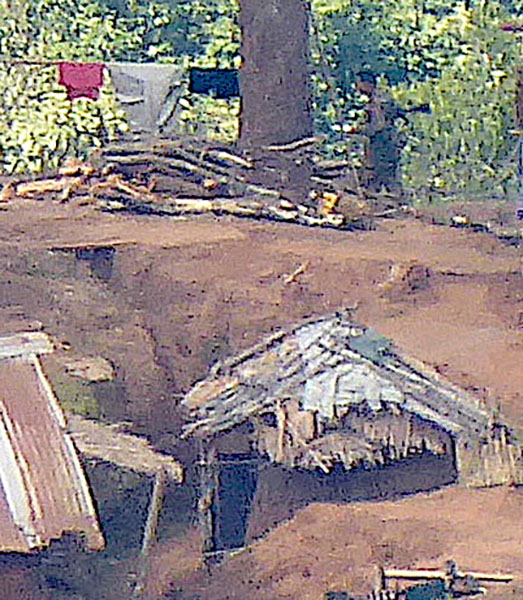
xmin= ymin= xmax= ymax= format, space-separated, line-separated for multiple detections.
xmin=350 ymin=70 xmax=406 ymax=194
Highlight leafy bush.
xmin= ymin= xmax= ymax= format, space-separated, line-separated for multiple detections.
xmin=1 ymin=0 xmax=521 ymax=203
xmin=393 ymin=5 xmax=519 ymax=201
xmin=311 ymin=0 xmax=521 ymax=201
xmin=0 ymin=0 xmax=241 ymax=173
xmin=173 ymin=0 xmax=241 ymax=143
xmin=0 ymin=0 xmax=134 ymax=174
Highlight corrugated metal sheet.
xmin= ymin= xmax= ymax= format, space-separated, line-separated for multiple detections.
xmin=0 ymin=345 xmax=104 ymax=553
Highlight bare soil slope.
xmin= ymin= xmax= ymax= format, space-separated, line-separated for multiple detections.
xmin=164 ymin=486 xmax=522 ymax=600
xmin=0 ymin=201 xmax=519 ymax=428
xmin=0 ymin=201 xmax=520 ymax=599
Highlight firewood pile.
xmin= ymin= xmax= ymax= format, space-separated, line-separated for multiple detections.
xmin=0 ymin=135 xmax=408 ymax=229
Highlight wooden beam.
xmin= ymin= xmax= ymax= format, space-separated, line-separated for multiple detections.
xmin=383 ymin=568 xmax=513 ymax=583
xmin=132 ymin=468 xmax=167 ymax=599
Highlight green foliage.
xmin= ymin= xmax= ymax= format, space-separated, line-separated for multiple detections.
xmin=0 ymin=0 xmax=133 ymax=174
xmin=0 ymin=0 xmax=241 ymax=173
xmin=173 ymin=0 xmax=240 ymax=142
xmin=311 ymin=0 xmax=521 ymax=201
xmin=392 ymin=4 xmax=519 ymax=200
xmin=1 ymin=0 xmax=521 ymax=203
xmin=0 ymin=64 xmax=128 ymax=173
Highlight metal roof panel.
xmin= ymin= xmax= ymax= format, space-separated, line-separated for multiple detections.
xmin=0 ymin=354 xmax=104 ymax=553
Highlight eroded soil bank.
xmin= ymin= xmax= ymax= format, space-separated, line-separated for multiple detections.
xmin=0 ymin=200 xmax=520 ymax=599
xmin=0 ymin=202 xmax=520 ymax=429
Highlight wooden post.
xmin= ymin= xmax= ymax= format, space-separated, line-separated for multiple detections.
xmin=132 ymin=468 xmax=167 ymax=599
xmin=197 ymin=439 xmax=218 ymax=556
xmin=275 ymin=400 xmax=286 ymax=463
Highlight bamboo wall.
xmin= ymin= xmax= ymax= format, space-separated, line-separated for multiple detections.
xmin=252 ymin=399 xmax=453 ymax=473
xmin=456 ymin=431 xmax=522 ymax=488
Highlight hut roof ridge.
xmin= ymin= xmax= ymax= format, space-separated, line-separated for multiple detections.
xmin=181 ymin=313 xmax=502 ymax=442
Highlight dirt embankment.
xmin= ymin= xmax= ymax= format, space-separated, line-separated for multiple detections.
xmin=158 ymin=486 xmax=522 ymax=600
xmin=0 ymin=202 xmax=519 ymax=431
xmin=0 ymin=201 xmax=520 ymax=599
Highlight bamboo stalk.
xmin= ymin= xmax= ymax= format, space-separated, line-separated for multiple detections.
xmin=383 ymin=568 xmax=513 ymax=582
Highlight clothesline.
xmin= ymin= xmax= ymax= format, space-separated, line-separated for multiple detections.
xmin=0 ymin=58 xmax=102 ymax=66
xmin=1 ymin=60 xmax=240 ymax=101
xmin=0 ymin=60 xmax=190 ymax=133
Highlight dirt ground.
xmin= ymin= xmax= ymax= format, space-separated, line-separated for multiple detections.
xmin=0 ymin=199 xmax=520 ymax=426
xmin=0 ymin=198 xmax=520 ymax=599
xmin=151 ymin=486 xmax=522 ymax=600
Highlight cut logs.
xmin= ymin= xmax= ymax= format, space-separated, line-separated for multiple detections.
xmin=0 ymin=134 xmax=408 ymax=229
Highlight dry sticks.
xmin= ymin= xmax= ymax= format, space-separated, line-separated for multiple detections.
xmin=2 ymin=134 xmax=405 ymax=229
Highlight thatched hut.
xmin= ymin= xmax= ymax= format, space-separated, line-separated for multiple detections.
xmin=181 ymin=312 xmax=521 ymax=555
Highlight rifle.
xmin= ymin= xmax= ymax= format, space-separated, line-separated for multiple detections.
xmin=394 ymin=103 xmax=431 ymax=122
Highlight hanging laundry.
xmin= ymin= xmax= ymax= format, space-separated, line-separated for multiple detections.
xmin=189 ymin=68 xmax=240 ymax=99
xmin=58 ymin=63 xmax=105 ymax=101
xmin=107 ymin=63 xmax=182 ymax=135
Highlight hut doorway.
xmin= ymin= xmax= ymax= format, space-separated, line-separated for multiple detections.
xmin=211 ymin=454 xmax=259 ymax=552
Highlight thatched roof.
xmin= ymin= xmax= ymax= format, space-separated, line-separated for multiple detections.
xmin=67 ymin=414 xmax=183 ymax=482
xmin=181 ymin=312 xmax=494 ymax=442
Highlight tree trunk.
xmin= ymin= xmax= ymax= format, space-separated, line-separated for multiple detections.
xmin=238 ymin=0 xmax=313 ymax=203
xmin=238 ymin=0 xmax=313 ymax=148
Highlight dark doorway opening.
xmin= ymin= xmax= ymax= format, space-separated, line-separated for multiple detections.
xmin=211 ymin=454 xmax=259 ymax=552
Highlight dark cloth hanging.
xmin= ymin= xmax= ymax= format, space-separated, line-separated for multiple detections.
xmin=189 ymin=68 xmax=240 ymax=99
xmin=58 ymin=63 xmax=105 ymax=101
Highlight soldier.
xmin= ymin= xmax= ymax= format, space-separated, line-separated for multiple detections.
xmin=348 ymin=71 xmax=411 ymax=195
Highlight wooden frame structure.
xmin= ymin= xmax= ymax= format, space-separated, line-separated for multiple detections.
xmin=181 ymin=312 xmax=522 ymax=555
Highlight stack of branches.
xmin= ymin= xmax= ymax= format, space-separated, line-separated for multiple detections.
xmin=0 ymin=134 xmax=408 ymax=228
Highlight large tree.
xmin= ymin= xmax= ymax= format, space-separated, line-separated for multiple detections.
xmin=238 ymin=0 xmax=313 ymax=147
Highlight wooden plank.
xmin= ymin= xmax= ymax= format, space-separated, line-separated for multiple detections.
xmin=285 ymin=420 xmax=330 ymax=473
xmin=0 ymin=332 xmax=53 ymax=359
xmin=383 ymin=568 xmax=513 ymax=583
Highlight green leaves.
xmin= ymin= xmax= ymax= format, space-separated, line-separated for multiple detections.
xmin=0 ymin=62 xmax=128 ymax=174
xmin=1 ymin=0 xmax=520 ymax=202
xmin=0 ymin=0 xmax=243 ymax=173
xmin=311 ymin=0 xmax=520 ymax=201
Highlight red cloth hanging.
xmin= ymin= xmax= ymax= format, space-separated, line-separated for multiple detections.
xmin=58 ymin=63 xmax=105 ymax=101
